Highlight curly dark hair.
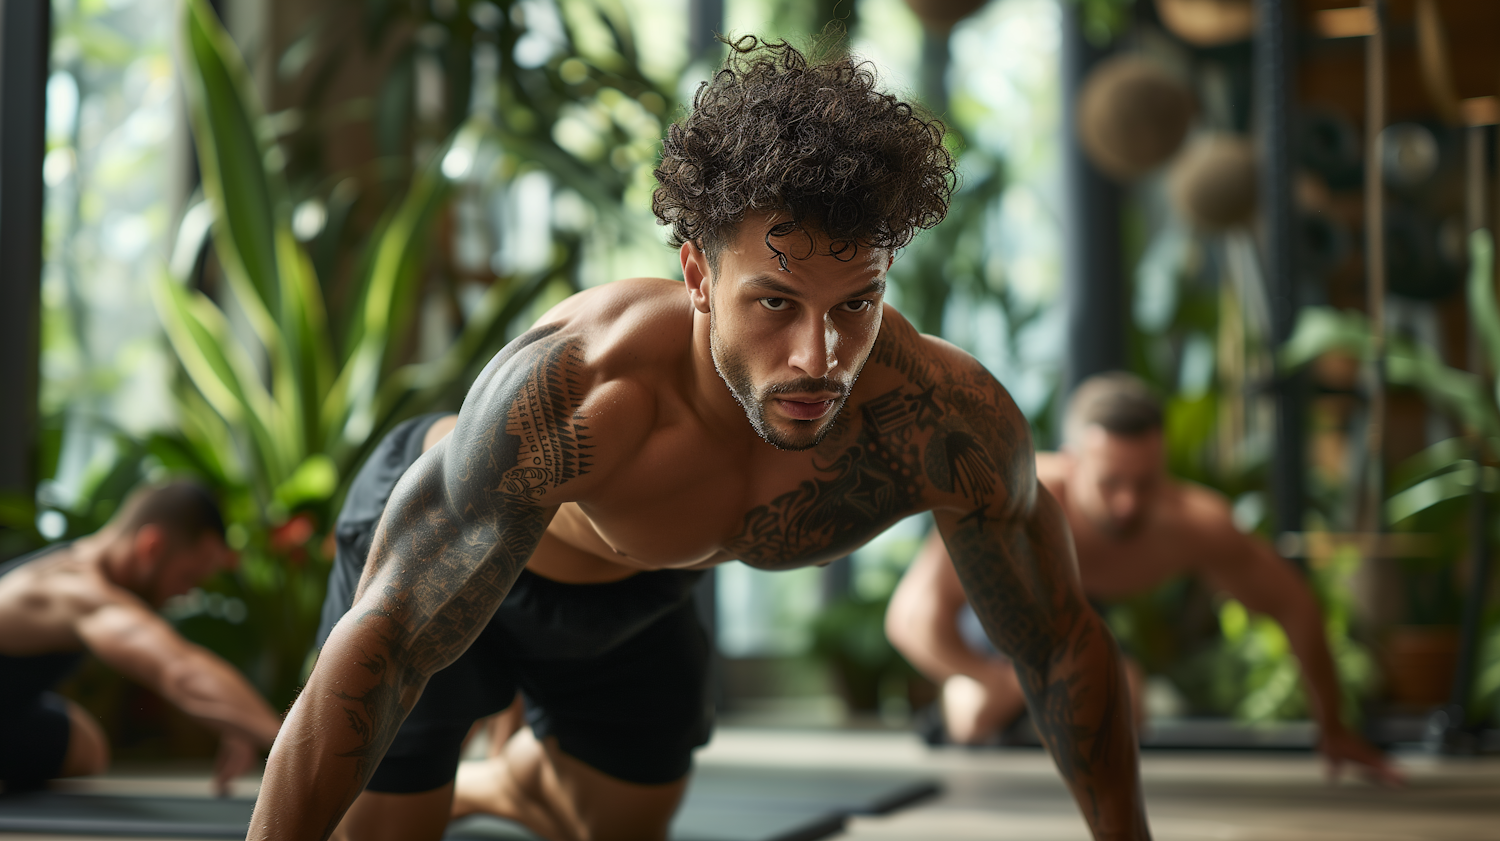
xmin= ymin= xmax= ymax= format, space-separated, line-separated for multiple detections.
xmin=653 ymin=36 xmax=957 ymax=268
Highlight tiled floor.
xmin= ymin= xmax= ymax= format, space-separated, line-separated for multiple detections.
xmin=8 ymin=728 xmax=1500 ymax=840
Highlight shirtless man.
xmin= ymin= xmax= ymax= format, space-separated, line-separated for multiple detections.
xmin=886 ymin=372 xmax=1400 ymax=784
xmin=0 ymin=480 xmax=281 ymax=793
xmin=250 ymin=38 xmax=1150 ymax=841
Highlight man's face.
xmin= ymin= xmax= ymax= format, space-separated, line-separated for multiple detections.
xmin=1069 ymin=426 xmax=1165 ymax=537
xmin=139 ymin=529 xmax=237 ymax=606
xmin=701 ymin=218 xmax=889 ymax=451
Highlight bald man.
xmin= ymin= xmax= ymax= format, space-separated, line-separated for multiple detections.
xmin=887 ymin=373 xmax=1400 ymax=785
xmin=0 ymin=481 xmax=281 ymax=793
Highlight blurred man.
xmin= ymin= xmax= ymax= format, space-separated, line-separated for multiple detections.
xmin=251 ymin=37 xmax=1150 ymax=841
xmin=886 ymin=372 xmax=1400 ymax=784
xmin=0 ymin=480 xmax=281 ymax=793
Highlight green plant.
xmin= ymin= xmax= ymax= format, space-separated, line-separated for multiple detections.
xmin=156 ymin=0 xmax=565 ymax=706
xmin=811 ymin=592 xmax=915 ymax=712
xmin=1195 ymin=545 xmax=1377 ymax=724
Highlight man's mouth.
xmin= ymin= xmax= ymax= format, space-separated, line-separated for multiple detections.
xmin=773 ymin=396 xmax=839 ymax=421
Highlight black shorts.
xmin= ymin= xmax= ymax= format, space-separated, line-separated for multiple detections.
xmin=1 ymin=546 xmax=84 ymax=786
xmin=317 ymin=414 xmax=714 ymax=793
xmin=0 ymin=690 xmax=74 ymax=786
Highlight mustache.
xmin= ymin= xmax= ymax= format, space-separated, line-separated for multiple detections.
xmin=763 ymin=377 xmax=850 ymax=398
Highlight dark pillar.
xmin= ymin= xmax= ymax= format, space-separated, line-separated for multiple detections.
xmin=688 ymin=0 xmax=724 ymax=61
xmin=1255 ymin=0 xmax=1305 ymax=540
xmin=0 ymin=1 xmax=52 ymax=499
xmin=1061 ymin=2 xmax=1126 ymax=403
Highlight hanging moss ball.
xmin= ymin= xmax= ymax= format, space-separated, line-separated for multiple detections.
xmin=1169 ymin=133 xmax=1258 ymax=230
xmin=1078 ymin=56 xmax=1196 ymax=181
xmin=1154 ymin=0 xmax=1255 ymax=47
xmin=902 ymin=0 xmax=991 ymax=33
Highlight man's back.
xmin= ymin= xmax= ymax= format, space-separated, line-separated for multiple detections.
xmin=0 ymin=544 xmax=127 ymax=657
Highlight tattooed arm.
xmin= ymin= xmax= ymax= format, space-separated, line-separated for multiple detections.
xmin=926 ymin=358 xmax=1149 ymax=840
xmin=248 ymin=328 xmax=604 ymax=840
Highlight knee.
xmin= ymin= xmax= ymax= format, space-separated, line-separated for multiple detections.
xmin=59 ymin=701 xmax=110 ymax=777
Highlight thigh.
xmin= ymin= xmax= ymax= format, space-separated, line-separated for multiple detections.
xmin=540 ymin=734 xmax=689 ymax=841
xmin=0 ymin=692 xmax=91 ymax=784
xmin=518 ymin=598 xmax=714 ymax=788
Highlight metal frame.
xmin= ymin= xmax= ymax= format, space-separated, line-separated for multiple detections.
xmin=1255 ymin=0 xmax=1306 ymax=543
xmin=0 ymin=1 xmax=52 ymax=498
xmin=1060 ymin=1 xmax=1126 ymax=407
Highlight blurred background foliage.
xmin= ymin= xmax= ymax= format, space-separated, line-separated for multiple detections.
xmin=27 ymin=0 xmax=1494 ymax=742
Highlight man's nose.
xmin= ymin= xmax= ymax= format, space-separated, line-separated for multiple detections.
xmin=788 ymin=314 xmax=838 ymax=378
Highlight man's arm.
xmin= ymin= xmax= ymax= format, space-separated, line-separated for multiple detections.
xmin=1198 ymin=521 xmax=1401 ymax=785
xmin=887 ymin=529 xmax=995 ymax=682
xmin=248 ymin=328 xmax=601 ymax=840
xmin=920 ymin=355 xmax=1147 ymax=840
xmin=77 ymin=601 xmax=281 ymax=792
xmin=78 ymin=603 xmax=280 ymax=743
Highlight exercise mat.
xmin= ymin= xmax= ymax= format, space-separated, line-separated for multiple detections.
xmin=0 ymin=767 xmax=939 ymax=841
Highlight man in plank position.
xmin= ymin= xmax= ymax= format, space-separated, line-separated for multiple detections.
xmin=886 ymin=372 xmax=1399 ymax=784
xmin=251 ymin=38 xmax=1151 ymax=841
xmin=0 ymin=481 xmax=281 ymax=794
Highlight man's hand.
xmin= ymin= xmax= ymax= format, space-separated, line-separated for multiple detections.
xmin=942 ymin=665 xmax=1025 ymax=745
xmin=1321 ymin=726 xmax=1404 ymax=787
xmin=213 ymin=732 xmax=261 ymax=797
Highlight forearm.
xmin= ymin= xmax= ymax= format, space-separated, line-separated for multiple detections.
xmin=1278 ymin=608 xmax=1346 ymax=733
xmin=248 ymin=616 xmax=423 ymax=840
xmin=1017 ymin=610 xmax=1148 ymax=840
xmin=162 ymin=649 xmax=281 ymax=745
xmin=887 ymin=600 xmax=1006 ymax=685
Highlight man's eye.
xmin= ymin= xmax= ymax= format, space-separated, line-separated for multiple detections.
xmin=839 ymin=300 xmax=872 ymax=313
xmin=759 ymin=298 xmax=791 ymax=311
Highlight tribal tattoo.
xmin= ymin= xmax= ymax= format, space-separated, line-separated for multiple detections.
xmin=731 ymin=318 xmax=1137 ymax=832
xmin=328 ymin=327 xmax=592 ymax=792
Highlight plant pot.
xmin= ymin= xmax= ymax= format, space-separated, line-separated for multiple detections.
xmin=1382 ymin=624 xmax=1460 ymax=707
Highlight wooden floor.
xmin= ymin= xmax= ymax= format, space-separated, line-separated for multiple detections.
xmin=699 ymin=729 xmax=1500 ymax=841
xmin=9 ymin=728 xmax=1500 ymax=840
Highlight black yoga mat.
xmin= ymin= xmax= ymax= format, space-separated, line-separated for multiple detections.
xmin=0 ymin=767 xmax=939 ymax=841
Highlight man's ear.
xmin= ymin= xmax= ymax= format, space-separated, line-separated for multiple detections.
xmin=681 ymin=241 xmax=712 ymax=314
xmin=132 ymin=523 xmax=168 ymax=566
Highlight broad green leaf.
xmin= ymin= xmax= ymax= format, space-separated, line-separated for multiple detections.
xmin=1390 ymin=436 xmax=1475 ymax=492
xmin=1386 ymin=342 xmax=1500 ymax=440
xmin=152 ymin=275 xmax=289 ymax=485
xmin=1279 ymin=307 xmax=1371 ymax=369
xmin=276 ymin=229 xmax=333 ymax=452
xmin=1385 ymin=462 xmax=1500 ymax=524
xmin=327 ymin=126 xmax=475 ymax=450
xmin=1467 ymin=230 xmax=1500 ymax=375
xmin=274 ymin=454 xmax=339 ymax=510
xmin=179 ymin=0 xmax=285 ymax=319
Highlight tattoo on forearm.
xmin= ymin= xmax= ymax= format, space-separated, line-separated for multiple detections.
xmin=326 ymin=328 xmax=591 ymax=794
xmin=863 ymin=321 xmax=1132 ymax=826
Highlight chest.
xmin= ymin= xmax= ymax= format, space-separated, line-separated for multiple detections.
xmin=574 ymin=390 xmax=938 ymax=570
xmin=1069 ymin=518 xmax=1198 ymax=599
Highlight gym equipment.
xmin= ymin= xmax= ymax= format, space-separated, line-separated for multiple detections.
xmin=0 ymin=766 xmax=940 ymax=841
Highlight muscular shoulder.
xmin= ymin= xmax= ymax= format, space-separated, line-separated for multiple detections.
xmin=453 ymin=279 xmax=689 ymax=502
xmin=857 ymin=308 xmax=1035 ymax=513
xmin=1165 ymin=481 xmax=1252 ymax=564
